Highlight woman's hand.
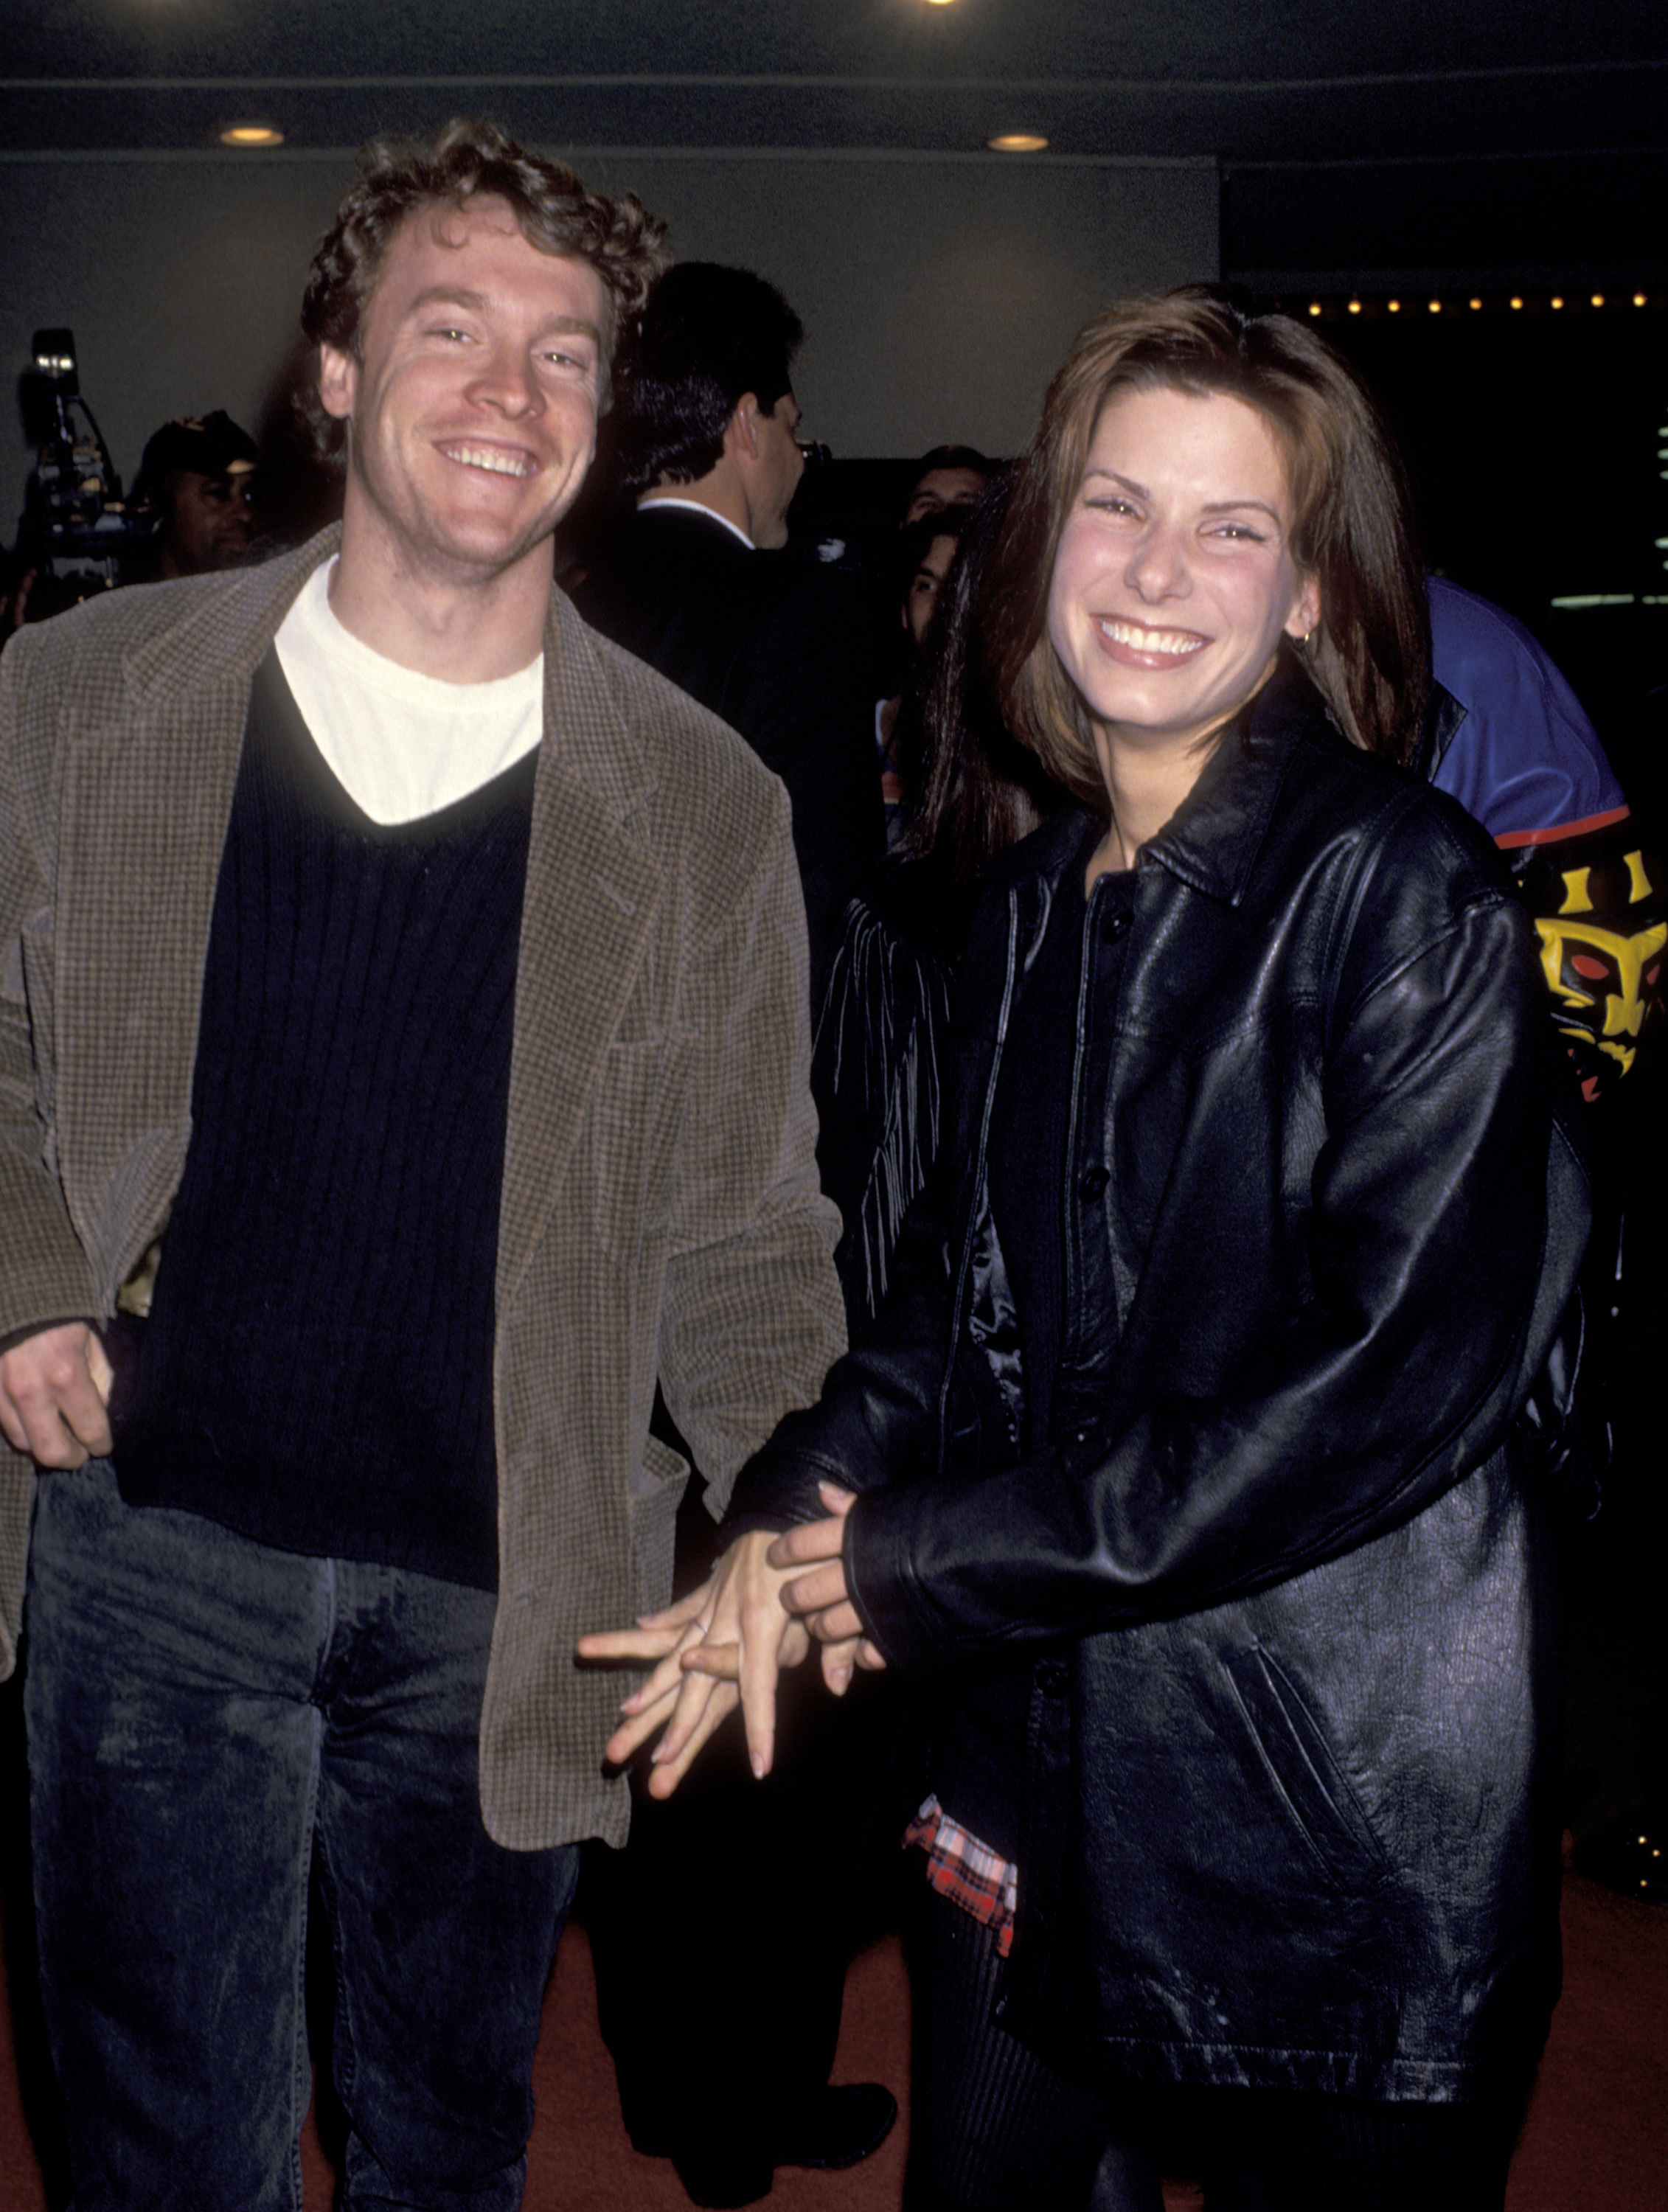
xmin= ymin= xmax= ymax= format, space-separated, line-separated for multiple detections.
xmin=576 ymin=1529 xmax=810 ymax=1794
xmin=765 ymin=1482 xmax=888 ymax=1691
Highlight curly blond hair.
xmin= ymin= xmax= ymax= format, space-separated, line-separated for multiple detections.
xmin=299 ymin=117 xmax=669 ymax=457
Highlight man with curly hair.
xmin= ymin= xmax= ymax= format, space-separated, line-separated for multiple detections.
xmin=0 ymin=120 xmax=846 ymax=2208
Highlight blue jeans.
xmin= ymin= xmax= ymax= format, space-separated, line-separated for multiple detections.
xmin=23 ymin=1461 xmax=577 ymax=2212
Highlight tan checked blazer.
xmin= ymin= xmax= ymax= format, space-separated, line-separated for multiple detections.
xmin=0 ymin=531 xmax=845 ymax=1848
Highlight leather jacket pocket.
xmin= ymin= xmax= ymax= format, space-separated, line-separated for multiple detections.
xmin=1223 ymin=1644 xmax=1392 ymax=1891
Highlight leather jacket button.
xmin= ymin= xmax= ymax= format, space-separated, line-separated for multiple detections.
xmin=1100 ymin=908 xmax=1130 ymax=942
xmin=1078 ymin=1163 xmax=1110 ymax=1203
xmin=1036 ymin=1657 xmax=1068 ymax=1695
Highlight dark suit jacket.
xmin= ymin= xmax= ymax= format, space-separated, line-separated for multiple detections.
xmin=573 ymin=504 xmax=886 ymax=1003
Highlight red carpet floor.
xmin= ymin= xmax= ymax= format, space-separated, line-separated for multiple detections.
xmin=3 ymin=1865 xmax=1664 ymax=2209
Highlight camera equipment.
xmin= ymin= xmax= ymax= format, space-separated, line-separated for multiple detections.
xmin=18 ymin=327 xmax=158 ymax=591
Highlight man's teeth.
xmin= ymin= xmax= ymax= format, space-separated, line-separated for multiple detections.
xmin=1100 ymin=619 xmax=1200 ymax=655
xmin=445 ymin=445 xmax=532 ymax=478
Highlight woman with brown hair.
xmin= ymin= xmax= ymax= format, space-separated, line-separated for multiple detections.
xmin=588 ymin=290 xmax=1589 ymax=2210
xmin=814 ymin=470 xmax=1067 ymax=1329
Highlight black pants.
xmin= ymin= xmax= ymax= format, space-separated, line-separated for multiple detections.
xmin=911 ymin=1885 xmax=1527 ymax=2212
xmin=906 ymin=1882 xmax=1157 ymax=2212
xmin=583 ymin=1406 xmax=922 ymax=2166
xmin=583 ymin=1647 xmax=920 ymax=2164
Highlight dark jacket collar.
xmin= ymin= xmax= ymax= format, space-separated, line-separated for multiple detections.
xmin=994 ymin=652 xmax=1342 ymax=918
xmin=631 ymin=500 xmax=755 ymax=554
xmin=1143 ymin=652 xmax=1345 ymax=908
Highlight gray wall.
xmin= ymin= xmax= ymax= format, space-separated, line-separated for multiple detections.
xmin=2 ymin=147 xmax=1217 ymax=543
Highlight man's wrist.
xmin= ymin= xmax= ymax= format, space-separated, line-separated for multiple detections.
xmin=0 ymin=1316 xmax=97 ymax=1359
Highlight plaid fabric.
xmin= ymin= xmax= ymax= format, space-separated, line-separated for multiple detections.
xmin=904 ymin=1793 xmax=1018 ymax=1958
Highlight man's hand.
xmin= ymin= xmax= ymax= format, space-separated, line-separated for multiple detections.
xmin=0 ymin=1322 xmax=114 ymax=1468
xmin=577 ymin=1528 xmax=810 ymax=1795
xmin=768 ymin=1482 xmax=887 ymax=1691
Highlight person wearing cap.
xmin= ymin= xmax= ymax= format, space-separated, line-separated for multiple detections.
xmin=129 ymin=409 xmax=260 ymax=579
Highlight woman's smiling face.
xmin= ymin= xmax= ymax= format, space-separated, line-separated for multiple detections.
xmin=1046 ymin=382 xmax=1320 ymax=768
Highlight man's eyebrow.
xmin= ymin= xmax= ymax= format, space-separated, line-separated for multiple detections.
xmin=406 ymin=285 xmax=490 ymax=318
xmin=404 ymin=286 xmax=601 ymax=344
xmin=539 ymin=318 xmax=603 ymax=346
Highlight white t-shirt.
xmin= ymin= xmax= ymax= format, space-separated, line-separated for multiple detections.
xmin=274 ymin=560 xmax=543 ymax=826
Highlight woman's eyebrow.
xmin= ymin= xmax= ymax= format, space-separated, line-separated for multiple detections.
xmin=1083 ymin=466 xmax=1283 ymax=525
xmin=1200 ymin=498 xmax=1284 ymax=521
xmin=1082 ymin=465 xmax=1147 ymax=498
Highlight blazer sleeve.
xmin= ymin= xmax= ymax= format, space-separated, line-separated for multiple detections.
xmin=0 ymin=627 xmax=105 ymax=1683
xmin=0 ymin=630 xmax=102 ymax=1340
xmin=653 ymin=779 xmax=848 ymax=1514
xmin=720 ymin=871 xmax=1021 ymax=1536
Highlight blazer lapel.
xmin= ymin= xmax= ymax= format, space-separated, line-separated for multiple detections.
xmin=497 ymin=595 xmax=664 ymax=1304
xmin=55 ymin=539 xmax=333 ymax=1293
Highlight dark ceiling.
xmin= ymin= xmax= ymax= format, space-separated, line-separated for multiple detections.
xmin=6 ymin=0 xmax=1667 ymax=285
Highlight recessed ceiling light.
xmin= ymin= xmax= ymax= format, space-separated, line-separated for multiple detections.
xmin=988 ymin=133 xmax=1048 ymax=153
xmin=220 ymin=123 xmax=284 ymax=147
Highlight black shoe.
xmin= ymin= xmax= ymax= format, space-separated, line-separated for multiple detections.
xmin=671 ymin=2145 xmax=774 ymax=2210
xmin=670 ymin=2083 xmax=899 ymax=2208
xmin=778 ymin=2080 xmax=898 ymax=2171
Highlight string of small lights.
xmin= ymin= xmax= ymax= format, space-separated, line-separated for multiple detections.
xmin=1273 ymin=288 xmax=1668 ymax=600
xmin=1291 ymin=291 xmax=1660 ymax=319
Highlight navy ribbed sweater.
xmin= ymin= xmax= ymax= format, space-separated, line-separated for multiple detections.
xmin=114 ymin=653 xmax=536 ymax=1589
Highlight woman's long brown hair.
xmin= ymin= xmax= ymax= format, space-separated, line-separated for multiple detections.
xmin=982 ymin=287 xmax=1431 ymax=807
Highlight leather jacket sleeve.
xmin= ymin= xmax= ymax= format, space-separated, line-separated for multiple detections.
xmin=720 ymin=1179 xmax=958 ymax=1537
xmin=721 ymin=877 xmax=1018 ymax=1538
xmin=736 ymin=809 xmax=1588 ymax=1673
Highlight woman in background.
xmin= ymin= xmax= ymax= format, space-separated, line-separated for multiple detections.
xmin=816 ymin=472 xmax=1064 ymax=1329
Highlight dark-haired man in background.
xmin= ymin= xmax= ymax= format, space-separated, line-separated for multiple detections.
xmin=898 ymin=440 xmax=993 ymax=526
xmin=574 ymin=261 xmax=884 ymax=1004
xmin=0 ymin=123 xmax=847 ymax=2211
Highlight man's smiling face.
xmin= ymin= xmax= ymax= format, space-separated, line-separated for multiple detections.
xmin=319 ymin=195 xmax=605 ymax=588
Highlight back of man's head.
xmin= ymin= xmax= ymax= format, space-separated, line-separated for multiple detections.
xmin=609 ymin=262 xmax=803 ymax=495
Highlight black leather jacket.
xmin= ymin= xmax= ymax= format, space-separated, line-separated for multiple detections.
xmin=731 ymin=656 xmax=1590 ymax=2099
